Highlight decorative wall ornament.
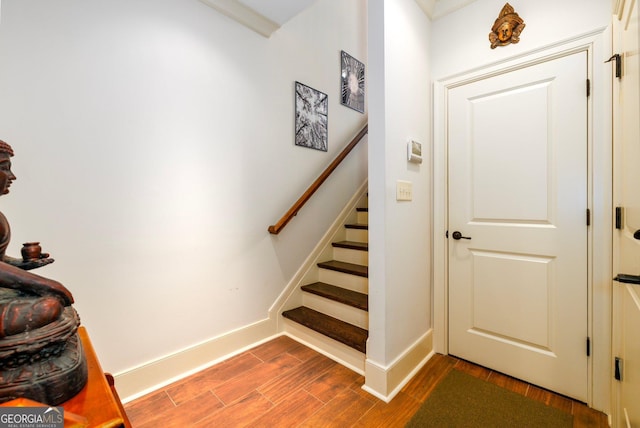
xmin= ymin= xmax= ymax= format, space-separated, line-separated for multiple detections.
xmin=295 ymin=82 xmax=328 ymax=151
xmin=340 ymin=51 xmax=365 ymax=113
xmin=489 ymin=3 xmax=525 ymax=49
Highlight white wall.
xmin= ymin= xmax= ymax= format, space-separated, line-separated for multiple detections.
xmin=0 ymin=0 xmax=367 ymax=379
xmin=366 ymin=0 xmax=432 ymax=398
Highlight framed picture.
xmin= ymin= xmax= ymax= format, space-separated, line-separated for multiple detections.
xmin=295 ymin=81 xmax=328 ymax=152
xmin=407 ymin=140 xmax=423 ymax=164
xmin=340 ymin=51 xmax=365 ymax=113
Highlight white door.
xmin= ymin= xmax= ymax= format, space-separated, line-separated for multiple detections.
xmin=613 ymin=0 xmax=640 ymax=425
xmin=448 ymin=51 xmax=588 ymax=401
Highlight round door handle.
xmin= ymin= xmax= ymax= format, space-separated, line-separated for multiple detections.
xmin=452 ymin=231 xmax=471 ymax=240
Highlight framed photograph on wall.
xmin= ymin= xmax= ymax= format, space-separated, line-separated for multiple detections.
xmin=340 ymin=50 xmax=365 ymax=113
xmin=408 ymin=140 xmax=423 ymax=164
xmin=295 ymin=81 xmax=328 ymax=151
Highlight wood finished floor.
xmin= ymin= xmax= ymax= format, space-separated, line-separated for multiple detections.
xmin=123 ymin=335 xmax=608 ymax=427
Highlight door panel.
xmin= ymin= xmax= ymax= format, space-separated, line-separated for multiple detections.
xmin=470 ymin=250 xmax=554 ymax=351
xmin=448 ymin=51 xmax=588 ymax=401
xmin=470 ymin=81 xmax=553 ymax=223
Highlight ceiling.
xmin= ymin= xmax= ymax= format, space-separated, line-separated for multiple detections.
xmin=199 ymin=0 xmax=478 ymax=37
xmin=416 ymin=0 xmax=479 ymax=19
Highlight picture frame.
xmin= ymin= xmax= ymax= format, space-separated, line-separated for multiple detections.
xmin=408 ymin=140 xmax=423 ymax=164
xmin=340 ymin=51 xmax=365 ymax=113
xmin=295 ymin=81 xmax=328 ymax=152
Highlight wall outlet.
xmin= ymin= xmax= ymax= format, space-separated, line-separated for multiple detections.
xmin=396 ymin=180 xmax=413 ymax=201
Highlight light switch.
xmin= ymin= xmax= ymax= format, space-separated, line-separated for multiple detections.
xmin=396 ymin=180 xmax=413 ymax=201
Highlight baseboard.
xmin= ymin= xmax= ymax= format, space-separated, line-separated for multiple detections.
xmin=363 ymin=329 xmax=433 ymax=402
xmin=114 ymin=316 xmax=277 ymax=403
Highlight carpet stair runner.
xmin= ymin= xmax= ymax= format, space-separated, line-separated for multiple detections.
xmin=282 ymin=206 xmax=369 ymax=355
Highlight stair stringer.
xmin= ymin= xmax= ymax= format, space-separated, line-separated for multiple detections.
xmin=269 ymin=180 xmax=368 ymax=373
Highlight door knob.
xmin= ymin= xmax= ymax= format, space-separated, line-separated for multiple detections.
xmin=452 ymin=231 xmax=471 ymax=240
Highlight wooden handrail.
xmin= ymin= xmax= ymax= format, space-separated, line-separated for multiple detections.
xmin=268 ymin=124 xmax=368 ymax=235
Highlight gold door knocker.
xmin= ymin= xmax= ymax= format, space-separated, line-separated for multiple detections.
xmin=489 ymin=3 xmax=525 ymax=49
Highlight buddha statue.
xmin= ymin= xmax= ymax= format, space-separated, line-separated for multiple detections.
xmin=0 ymin=140 xmax=87 ymax=405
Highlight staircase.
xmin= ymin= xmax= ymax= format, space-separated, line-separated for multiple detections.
xmin=281 ymin=197 xmax=369 ymax=372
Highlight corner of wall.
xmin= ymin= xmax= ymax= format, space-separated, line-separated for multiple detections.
xmin=362 ymin=329 xmax=433 ymax=402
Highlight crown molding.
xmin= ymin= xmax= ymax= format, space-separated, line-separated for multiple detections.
xmin=199 ymin=0 xmax=280 ymax=38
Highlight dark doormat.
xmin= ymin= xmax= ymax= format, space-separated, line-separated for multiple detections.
xmin=406 ymin=369 xmax=572 ymax=427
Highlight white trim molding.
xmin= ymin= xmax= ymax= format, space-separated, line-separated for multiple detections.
xmin=613 ymin=0 xmax=626 ymax=18
xmin=115 ymin=317 xmax=277 ymax=403
xmin=198 ymin=0 xmax=280 ymax=37
xmin=363 ymin=329 xmax=433 ymax=402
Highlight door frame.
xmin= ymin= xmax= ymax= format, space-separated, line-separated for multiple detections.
xmin=432 ymin=29 xmax=612 ymax=412
xmin=611 ymin=0 xmax=640 ymax=425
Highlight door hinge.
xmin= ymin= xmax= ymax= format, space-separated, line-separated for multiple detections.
xmin=605 ymin=54 xmax=622 ymax=79
xmin=586 ymin=208 xmax=591 ymax=226
xmin=615 ymin=207 xmax=624 ymax=229
xmin=586 ymin=79 xmax=591 ymax=97
xmin=586 ymin=337 xmax=591 ymax=357
xmin=615 ymin=357 xmax=623 ymax=381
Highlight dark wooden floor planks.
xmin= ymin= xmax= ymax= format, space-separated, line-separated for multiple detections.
xmin=124 ymin=335 xmax=608 ymax=427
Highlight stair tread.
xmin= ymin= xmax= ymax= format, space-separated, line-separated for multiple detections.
xmin=301 ymin=282 xmax=368 ymax=311
xmin=345 ymin=223 xmax=368 ymax=230
xmin=332 ymin=241 xmax=368 ymax=251
xmin=317 ymin=260 xmax=368 ymax=277
xmin=282 ymin=307 xmax=367 ymax=353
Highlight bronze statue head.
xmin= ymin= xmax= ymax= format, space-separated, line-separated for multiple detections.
xmin=0 ymin=140 xmax=14 ymax=157
xmin=0 ymin=141 xmax=15 ymax=195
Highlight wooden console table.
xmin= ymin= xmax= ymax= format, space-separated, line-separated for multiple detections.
xmin=1 ymin=327 xmax=131 ymax=427
xmin=61 ymin=326 xmax=132 ymax=427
